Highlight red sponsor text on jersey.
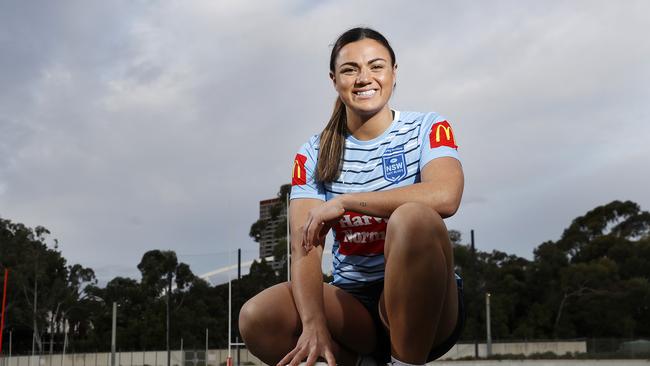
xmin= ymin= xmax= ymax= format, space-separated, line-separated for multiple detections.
xmin=292 ymin=153 xmax=307 ymax=186
xmin=335 ymin=211 xmax=387 ymax=255
xmin=429 ymin=120 xmax=458 ymax=149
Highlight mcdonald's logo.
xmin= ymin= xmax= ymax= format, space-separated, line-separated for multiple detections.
xmin=292 ymin=153 xmax=307 ymax=186
xmin=429 ymin=120 xmax=458 ymax=149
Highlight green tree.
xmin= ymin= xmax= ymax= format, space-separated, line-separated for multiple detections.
xmin=136 ymin=250 xmax=195 ymax=350
xmin=0 ymin=218 xmax=95 ymax=354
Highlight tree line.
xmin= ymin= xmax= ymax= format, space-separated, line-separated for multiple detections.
xmin=1 ymin=199 xmax=649 ymax=355
xmin=456 ymin=200 xmax=650 ymax=341
xmin=0 ymin=219 xmax=278 ymax=354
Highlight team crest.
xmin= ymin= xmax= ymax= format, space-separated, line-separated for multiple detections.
xmin=382 ymin=146 xmax=407 ymax=183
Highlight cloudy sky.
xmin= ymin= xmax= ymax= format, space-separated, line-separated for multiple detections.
xmin=1 ymin=1 xmax=649 ymax=284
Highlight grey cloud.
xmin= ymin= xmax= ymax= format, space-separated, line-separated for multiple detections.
xmin=1 ymin=1 xmax=649 ymax=282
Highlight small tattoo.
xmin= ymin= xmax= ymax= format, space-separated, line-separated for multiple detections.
xmin=360 ymin=201 xmax=368 ymax=207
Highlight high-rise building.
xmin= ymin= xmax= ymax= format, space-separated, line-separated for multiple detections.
xmin=258 ymin=197 xmax=287 ymax=270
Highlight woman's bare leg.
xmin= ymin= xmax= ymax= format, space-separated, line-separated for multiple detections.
xmin=239 ymin=282 xmax=377 ymax=365
xmin=380 ymin=202 xmax=458 ymax=364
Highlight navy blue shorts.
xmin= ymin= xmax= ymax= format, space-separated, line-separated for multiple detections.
xmin=336 ymin=275 xmax=465 ymax=363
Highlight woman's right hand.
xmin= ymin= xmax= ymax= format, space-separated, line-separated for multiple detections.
xmin=277 ymin=323 xmax=337 ymax=366
xmin=301 ymin=198 xmax=345 ymax=253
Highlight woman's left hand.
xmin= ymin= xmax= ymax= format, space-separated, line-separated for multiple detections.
xmin=302 ymin=198 xmax=345 ymax=253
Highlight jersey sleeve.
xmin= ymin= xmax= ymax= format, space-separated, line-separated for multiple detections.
xmin=419 ymin=113 xmax=461 ymax=171
xmin=290 ymin=137 xmax=326 ymax=201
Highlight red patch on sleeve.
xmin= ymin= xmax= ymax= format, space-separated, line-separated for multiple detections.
xmin=429 ymin=120 xmax=458 ymax=149
xmin=292 ymin=153 xmax=307 ymax=186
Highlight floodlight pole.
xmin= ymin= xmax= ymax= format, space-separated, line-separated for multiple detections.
xmin=486 ymin=293 xmax=492 ymax=357
xmin=236 ymin=250 xmax=241 ymax=366
xmin=227 ymin=273 xmax=232 ymax=366
xmin=111 ymin=302 xmax=117 ymax=366
xmin=32 ymin=265 xmax=37 ymax=357
xmin=471 ymin=230 xmax=478 ymax=359
xmin=286 ymin=194 xmax=290 ymax=282
xmin=167 ymin=274 xmax=172 ymax=366
xmin=1 ymin=268 xmax=9 ymax=356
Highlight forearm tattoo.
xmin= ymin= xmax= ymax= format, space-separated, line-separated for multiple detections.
xmin=359 ymin=201 xmax=368 ymax=207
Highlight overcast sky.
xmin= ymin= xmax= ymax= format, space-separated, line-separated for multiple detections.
xmin=1 ymin=0 xmax=649 ymax=284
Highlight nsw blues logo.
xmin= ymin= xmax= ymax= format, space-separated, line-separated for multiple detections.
xmin=382 ymin=146 xmax=407 ymax=183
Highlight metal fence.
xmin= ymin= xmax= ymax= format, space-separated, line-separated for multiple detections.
xmin=441 ymin=340 xmax=587 ymax=359
xmin=445 ymin=338 xmax=650 ymax=359
xmin=1 ymin=339 xmax=649 ymax=366
xmin=0 ymin=350 xmax=261 ymax=366
xmin=586 ymin=338 xmax=650 ymax=358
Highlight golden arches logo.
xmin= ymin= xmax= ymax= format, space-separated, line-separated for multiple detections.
xmin=293 ymin=159 xmax=303 ymax=179
xmin=429 ymin=120 xmax=458 ymax=149
xmin=292 ymin=154 xmax=307 ymax=186
xmin=435 ymin=124 xmax=454 ymax=143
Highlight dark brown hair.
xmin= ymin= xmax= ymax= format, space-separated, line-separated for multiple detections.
xmin=316 ymin=27 xmax=396 ymax=182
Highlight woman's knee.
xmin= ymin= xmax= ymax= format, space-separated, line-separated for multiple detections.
xmin=238 ymin=298 xmax=260 ymax=339
xmin=239 ymin=283 xmax=296 ymax=341
xmin=385 ymin=202 xmax=447 ymax=256
xmin=388 ymin=202 xmax=444 ymax=232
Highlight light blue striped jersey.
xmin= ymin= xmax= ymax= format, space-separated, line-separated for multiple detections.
xmin=290 ymin=110 xmax=460 ymax=289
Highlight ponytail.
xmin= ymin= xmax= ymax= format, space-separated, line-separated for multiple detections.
xmin=316 ymin=98 xmax=347 ymax=182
